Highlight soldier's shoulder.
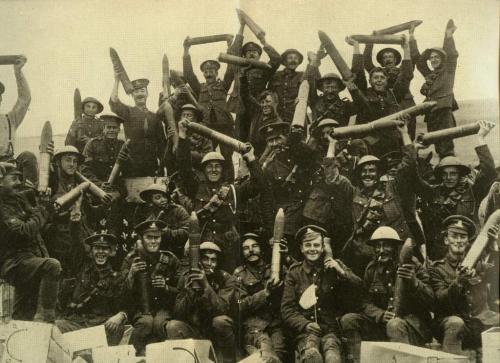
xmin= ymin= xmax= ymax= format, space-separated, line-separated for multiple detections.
xmin=430 ymin=259 xmax=445 ymax=268
xmin=288 ymin=260 xmax=303 ymax=271
xmin=159 ymin=250 xmax=179 ymax=264
xmin=233 ymin=265 xmax=246 ymax=276
xmin=365 ymin=260 xmax=378 ymax=271
xmin=88 ymin=136 xmax=103 ymax=144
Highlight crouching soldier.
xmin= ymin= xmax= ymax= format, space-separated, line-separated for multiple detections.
xmin=281 ymin=226 xmax=362 ymax=363
xmin=234 ymin=233 xmax=288 ymax=362
xmin=56 ymin=231 xmax=127 ymax=345
xmin=168 ymin=242 xmax=237 ymax=363
xmin=429 ymin=215 xmax=499 ymax=356
xmin=121 ymin=219 xmax=181 ymax=355
xmin=341 ymin=227 xmax=434 ymax=363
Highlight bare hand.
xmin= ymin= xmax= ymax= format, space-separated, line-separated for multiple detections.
xmin=397 ymin=264 xmax=416 ymax=285
xmin=101 ymin=193 xmax=113 ymax=205
xmin=117 ymin=144 xmax=130 ymax=163
xmin=409 ymin=24 xmax=416 ymax=37
xmin=104 ymin=313 xmax=125 ymax=334
xmin=186 ymin=268 xmax=208 ymax=290
xmin=183 ymin=36 xmax=191 ymax=50
xmin=456 ymin=265 xmax=475 ymax=285
xmin=242 ymin=143 xmax=255 ymax=162
xmin=129 ymin=257 xmax=147 ymax=277
xmin=324 ymin=258 xmax=346 ymax=276
xmin=265 ymin=277 xmax=282 ymax=294
xmin=307 ymin=51 xmax=318 ymax=64
xmin=477 ymin=120 xmax=495 ymax=139
xmin=343 ymin=78 xmax=357 ymax=91
xmin=152 ymin=276 xmax=166 ymax=289
xmin=305 ymin=322 xmax=322 ymax=335
xmin=345 ymin=36 xmax=355 ymax=46
xmin=178 ymin=119 xmax=189 ymax=139
xmin=445 ymin=19 xmax=457 ymax=37
xmin=382 ymin=310 xmax=396 ymax=323
xmin=14 ymin=55 xmax=27 ymax=71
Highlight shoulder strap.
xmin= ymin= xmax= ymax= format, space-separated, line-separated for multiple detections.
xmin=5 ymin=114 xmax=14 ymax=157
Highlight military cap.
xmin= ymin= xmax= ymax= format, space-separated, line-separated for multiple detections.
xmin=258 ymin=121 xmax=290 ymax=141
xmin=311 ymin=118 xmax=339 ymax=138
xmin=422 ymin=47 xmax=447 ymax=61
xmin=434 ymin=156 xmax=470 ymax=177
xmin=0 ymin=162 xmax=22 ymax=178
xmin=134 ymin=219 xmax=167 ymax=234
xmin=180 ymin=103 xmax=202 ymax=120
xmin=131 ymin=78 xmax=150 ymax=90
xmin=200 ymin=241 xmax=222 ymax=253
xmin=367 ymin=226 xmax=403 ymax=246
xmin=201 ymin=151 xmax=225 ymax=165
xmin=81 ymin=97 xmax=104 ymax=114
xmin=200 ymin=60 xmax=221 ymax=71
xmin=139 ymin=182 xmax=168 ymax=202
xmin=53 ymin=145 xmax=85 ymax=163
xmin=295 ymin=225 xmax=327 ymax=243
xmin=242 ymin=41 xmax=263 ymax=56
xmin=0 ymin=81 xmax=5 ymax=95
xmin=382 ymin=151 xmax=403 ymax=169
xmin=376 ymin=48 xmax=402 ymax=66
xmin=100 ymin=113 xmax=125 ymax=124
xmin=317 ymin=73 xmax=345 ymax=91
xmin=442 ymin=215 xmax=476 ymax=237
xmin=84 ymin=231 xmax=117 ymax=248
xmin=241 ymin=232 xmax=260 ymax=243
xmin=355 ymin=155 xmax=380 ymax=171
xmin=281 ymin=49 xmax=303 ymax=65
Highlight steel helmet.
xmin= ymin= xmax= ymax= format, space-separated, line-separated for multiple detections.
xmin=367 ymin=226 xmax=403 ymax=246
xmin=139 ymin=183 xmax=168 ymax=202
xmin=201 ymin=152 xmax=225 ymax=165
xmin=317 ymin=72 xmax=345 ymax=91
xmin=53 ymin=145 xmax=85 ymax=163
xmin=200 ymin=241 xmax=222 ymax=253
xmin=355 ymin=155 xmax=380 ymax=171
xmin=81 ymin=97 xmax=104 ymax=114
xmin=435 ymin=156 xmax=470 ymax=177
xmin=312 ymin=118 xmax=340 ymax=138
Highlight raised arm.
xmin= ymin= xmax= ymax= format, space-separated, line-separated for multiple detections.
xmin=109 ymin=72 xmax=131 ymax=120
xmin=363 ymin=42 xmax=375 ymax=73
xmin=182 ymin=39 xmax=201 ymax=96
xmin=176 ymin=119 xmax=198 ymax=197
xmin=7 ymin=56 xmax=31 ymax=129
xmin=472 ymin=121 xmax=496 ymax=201
xmin=443 ymin=20 xmax=458 ymax=74
xmin=392 ymin=36 xmax=414 ymax=101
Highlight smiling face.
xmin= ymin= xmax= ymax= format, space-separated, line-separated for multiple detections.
xmin=360 ymin=163 xmax=379 ymax=189
xmin=0 ymin=174 xmax=21 ymax=193
xmin=132 ymin=87 xmax=148 ymax=107
xmin=284 ymin=53 xmax=301 ymax=70
xmin=150 ymin=192 xmax=168 ymax=209
xmin=259 ymin=94 xmax=276 ymax=116
xmin=300 ymin=237 xmax=324 ymax=263
xmin=370 ymin=71 xmax=388 ymax=92
xmin=441 ymin=166 xmax=460 ymax=189
xmin=374 ymin=240 xmax=396 ymax=263
xmin=181 ymin=109 xmax=197 ymax=122
xmin=242 ymin=238 xmax=261 ymax=264
xmin=429 ymin=51 xmax=443 ymax=69
xmin=92 ymin=245 xmax=112 ymax=265
xmin=201 ymin=251 xmax=218 ymax=276
xmin=202 ymin=66 xmax=218 ymax=83
xmin=142 ymin=230 xmax=162 ymax=254
xmin=204 ymin=160 xmax=223 ymax=183
xmin=444 ymin=229 xmax=470 ymax=256
xmin=83 ymin=102 xmax=100 ymax=117
xmin=59 ymin=154 xmax=80 ymax=176
xmin=267 ymin=134 xmax=287 ymax=154
xmin=103 ymin=121 xmax=120 ymax=139
xmin=381 ymin=51 xmax=396 ymax=67
xmin=321 ymin=79 xmax=341 ymax=98
xmin=245 ymin=49 xmax=261 ymax=60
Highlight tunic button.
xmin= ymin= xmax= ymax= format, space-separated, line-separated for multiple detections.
xmin=213 ymin=231 xmax=216 ymax=234
xmin=317 ymin=308 xmax=321 ymax=312
xmin=389 ymin=297 xmax=393 ymax=301
xmin=386 ymin=271 xmax=390 ymax=274
xmin=387 ymin=283 xmax=392 ymax=287
xmin=212 ymin=219 xmax=216 ymax=223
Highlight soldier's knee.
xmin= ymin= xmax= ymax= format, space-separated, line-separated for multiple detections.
xmin=443 ymin=316 xmax=465 ymax=333
xmin=134 ymin=315 xmax=154 ymax=333
xmin=386 ymin=317 xmax=407 ymax=339
xmin=340 ymin=313 xmax=362 ymax=331
xmin=212 ymin=315 xmax=233 ymax=333
xmin=41 ymin=258 xmax=62 ymax=277
xmin=165 ymin=319 xmax=192 ymax=339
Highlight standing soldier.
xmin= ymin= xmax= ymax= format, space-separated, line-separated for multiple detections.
xmin=183 ymin=40 xmax=236 ymax=180
xmin=66 ymin=97 xmax=105 ymax=153
xmin=416 ymin=20 xmax=459 ymax=158
xmin=416 ymin=120 xmax=496 ymax=260
xmin=110 ymin=73 xmax=166 ymax=177
xmin=0 ymin=56 xmax=36 ymax=185
xmin=81 ymin=113 xmax=125 ymax=187
xmin=233 ymin=233 xmax=287 ymax=362
xmin=55 ymin=231 xmax=127 ymax=345
xmin=341 ymin=227 xmax=434 ymax=363
xmin=429 ymin=216 xmax=499 ymax=355
xmin=0 ymin=163 xmax=61 ymax=322
xmin=132 ymin=182 xmax=190 ymax=258
xmin=281 ymin=226 xmax=362 ymax=363
xmin=169 ymin=242 xmax=237 ymax=363
xmin=121 ymin=219 xmax=181 ymax=355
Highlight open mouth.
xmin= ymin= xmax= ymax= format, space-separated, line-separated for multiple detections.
xmin=95 ymin=254 xmax=107 ymax=264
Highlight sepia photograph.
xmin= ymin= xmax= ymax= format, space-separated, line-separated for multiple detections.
xmin=0 ymin=0 xmax=499 ymax=362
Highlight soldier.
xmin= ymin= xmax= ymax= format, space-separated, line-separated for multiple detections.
xmin=183 ymin=40 xmax=236 ymax=180
xmin=323 ymin=122 xmax=416 ymax=276
xmin=177 ymin=119 xmax=264 ymax=271
xmin=348 ymin=36 xmax=413 ymax=157
xmin=416 ymin=120 xmax=496 ymax=260
xmin=363 ymin=26 xmax=420 ymax=139
xmin=169 ymin=242 xmax=237 ymax=363
xmin=341 ymin=227 xmax=434 ymax=363
xmin=0 ymin=56 xmax=36 ymax=185
xmin=281 ymin=225 xmax=362 ymax=363
xmin=66 ymin=97 xmax=105 ymax=153
xmin=110 ymin=73 xmax=166 ymax=177
xmin=429 ymin=216 xmax=499 ymax=355
xmin=233 ymin=233 xmax=287 ymax=362
xmin=268 ymin=48 xmax=307 ymax=123
xmin=0 ymin=163 xmax=61 ymax=322
xmin=55 ymin=231 xmax=127 ymax=345
xmin=81 ymin=113 xmax=125 ymax=187
xmin=416 ymin=20 xmax=459 ymax=158
xmin=132 ymin=182 xmax=190 ymax=258
xmin=121 ymin=219 xmax=181 ymax=355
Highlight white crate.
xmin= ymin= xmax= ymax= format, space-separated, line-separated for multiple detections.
xmin=361 ymin=342 xmax=468 ymax=363
xmin=146 ymin=339 xmax=217 ymax=363
xmin=482 ymin=326 xmax=500 ymax=363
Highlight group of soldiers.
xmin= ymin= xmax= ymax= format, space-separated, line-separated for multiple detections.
xmin=0 ymin=11 xmax=499 ymax=363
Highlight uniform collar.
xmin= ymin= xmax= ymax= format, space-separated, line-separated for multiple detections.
xmin=445 ymin=253 xmax=462 ymax=268
xmin=302 ymin=259 xmax=323 ymax=275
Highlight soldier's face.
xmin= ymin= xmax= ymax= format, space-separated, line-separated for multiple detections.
xmin=321 ymin=79 xmax=341 ymax=97
xmin=204 ymin=161 xmax=223 ymax=183
xmin=370 ymin=71 xmax=388 ymax=92
xmin=242 ymin=239 xmax=261 ymax=263
xmin=151 ymin=192 xmax=168 ymax=209
xmin=83 ymin=102 xmax=100 ymax=116
xmin=0 ymin=174 xmax=21 ymax=192
xmin=245 ymin=49 xmax=261 ymax=60
xmin=267 ymin=135 xmax=287 ymax=154
xmin=181 ymin=110 xmax=196 ymax=122
xmin=429 ymin=52 xmax=443 ymax=69
xmin=202 ymin=67 xmax=218 ymax=82
xmin=374 ymin=241 xmax=396 ymax=263
xmin=360 ymin=163 xmax=378 ymax=188
xmin=59 ymin=155 xmax=79 ymax=176
xmin=132 ymin=87 xmax=148 ymax=106
xmin=444 ymin=229 xmax=469 ymax=255
xmin=103 ymin=122 xmax=120 ymax=139
xmin=382 ymin=51 xmax=396 ymax=67
xmin=92 ymin=245 xmax=112 ymax=265
xmin=259 ymin=95 xmax=275 ymax=116
xmin=300 ymin=238 xmax=324 ymax=263
xmin=201 ymin=251 xmax=218 ymax=275
xmin=142 ymin=230 xmax=162 ymax=253
xmin=285 ymin=53 xmax=300 ymax=70
xmin=441 ymin=166 xmax=460 ymax=189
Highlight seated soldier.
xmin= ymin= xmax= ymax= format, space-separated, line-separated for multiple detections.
xmin=341 ymin=227 xmax=434 ymax=363
xmin=429 ymin=215 xmax=499 ymax=355
xmin=0 ymin=162 xmax=61 ymax=322
xmin=281 ymin=226 xmax=362 ymax=363
xmin=66 ymin=97 xmax=105 ymax=153
xmin=133 ymin=182 xmax=190 ymax=258
xmin=234 ymin=233 xmax=288 ymax=363
xmin=169 ymin=242 xmax=237 ymax=363
xmin=55 ymin=231 xmax=127 ymax=346
xmin=121 ymin=219 xmax=181 ymax=356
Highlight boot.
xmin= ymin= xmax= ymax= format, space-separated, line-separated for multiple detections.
xmin=302 ymin=347 xmax=323 ymax=363
xmin=33 ymin=274 xmax=60 ymax=323
xmin=324 ymin=350 xmax=341 ymax=363
xmin=343 ymin=330 xmax=362 ymax=363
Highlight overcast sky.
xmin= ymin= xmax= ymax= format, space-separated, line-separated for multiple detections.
xmin=0 ymin=0 xmax=498 ymax=137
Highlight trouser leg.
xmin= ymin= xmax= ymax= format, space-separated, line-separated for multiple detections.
xmin=152 ymin=309 xmax=170 ymax=341
xmin=386 ymin=317 xmax=410 ymax=344
xmin=130 ymin=314 xmax=154 ymax=355
xmin=165 ymin=319 xmax=197 ymax=339
xmin=297 ymin=334 xmax=323 ymax=363
xmin=440 ymin=316 xmax=465 ymax=355
xmin=212 ymin=315 xmax=236 ymax=363
xmin=34 ymin=258 xmax=62 ymax=323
